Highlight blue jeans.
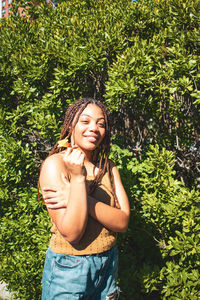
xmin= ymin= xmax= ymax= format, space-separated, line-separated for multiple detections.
xmin=42 ymin=246 xmax=120 ymax=299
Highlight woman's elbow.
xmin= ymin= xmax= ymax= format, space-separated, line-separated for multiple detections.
xmin=63 ymin=232 xmax=82 ymax=244
xmin=119 ymin=227 xmax=128 ymax=233
xmin=118 ymin=223 xmax=128 ymax=233
xmin=59 ymin=220 xmax=87 ymax=244
xmin=118 ymin=214 xmax=130 ymax=232
xmin=59 ymin=226 xmax=84 ymax=244
xmin=66 ymin=236 xmax=81 ymax=245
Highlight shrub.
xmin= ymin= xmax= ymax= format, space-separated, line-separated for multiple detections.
xmin=111 ymin=144 xmax=200 ymax=299
xmin=0 ymin=0 xmax=199 ymax=298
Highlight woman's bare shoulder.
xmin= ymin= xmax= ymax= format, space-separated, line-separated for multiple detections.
xmin=41 ymin=153 xmax=63 ymax=170
xmin=39 ymin=152 xmax=66 ymax=183
xmin=43 ymin=152 xmax=64 ymax=164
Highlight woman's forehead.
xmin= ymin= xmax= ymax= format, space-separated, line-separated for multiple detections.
xmin=80 ymin=104 xmax=104 ymax=118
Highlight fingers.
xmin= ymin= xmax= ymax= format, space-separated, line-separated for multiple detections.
xmin=43 ymin=187 xmax=58 ymax=192
xmin=43 ymin=192 xmax=59 ymax=200
xmin=45 ymin=201 xmax=66 ymax=209
xmin=42 ymin=189 xmax=68 ymax=209
xmin=42 ymin=187 xmax=60 ymax=204
xmin=76 ymin=152 xmax=85 ymax=164
xmin=44 ymin=195 xmax=65 ymax=206
xmin=63 ymin=147 xmax=85 ymax=177
xmin=42 ymin=182 xmax=69 ymax=208
xmin=64 ymin=147 xmax=84 ymax=163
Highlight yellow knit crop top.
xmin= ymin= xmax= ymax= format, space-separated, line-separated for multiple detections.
xmin=49 ymin=171 xmax=117 ymax=255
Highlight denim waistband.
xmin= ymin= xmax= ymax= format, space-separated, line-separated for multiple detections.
xmin=48 ymin=244 xmax=117 ymax=258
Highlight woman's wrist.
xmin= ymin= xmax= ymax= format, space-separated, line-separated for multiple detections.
xmin=70 ymin=174 xmax=86 ymax=183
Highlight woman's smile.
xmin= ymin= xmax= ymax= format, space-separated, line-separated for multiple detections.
xmin=71 ymin=104 xmax=106 ymax=156
xmin=84 ymin=134 xmax=99 ymax=143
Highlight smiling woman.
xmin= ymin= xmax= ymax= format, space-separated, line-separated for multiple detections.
xmin=39 ymin=98 xmax=130 ymax=300
xmin=71 ymin=104 xmax=106 ymax=157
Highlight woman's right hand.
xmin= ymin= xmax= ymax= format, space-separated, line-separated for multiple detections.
xmin=63 ymin=146 xmax=86 ymax=180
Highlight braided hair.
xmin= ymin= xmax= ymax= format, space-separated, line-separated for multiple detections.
xmin=48 ymin=98 xmax=119 ymax=207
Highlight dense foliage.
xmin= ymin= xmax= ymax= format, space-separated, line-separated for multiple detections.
xmin=0 ymin=0 xmax=199 ymax=298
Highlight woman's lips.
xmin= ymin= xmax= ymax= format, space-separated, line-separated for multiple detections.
xmin=85 ymin=136 xmax=98 ymax=142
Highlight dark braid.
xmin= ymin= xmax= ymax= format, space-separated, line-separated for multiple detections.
xmin=40 ymin=98 xmax=119 ymax=208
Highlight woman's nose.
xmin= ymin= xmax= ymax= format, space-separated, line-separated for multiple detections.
xmin=89 ymin=121 xmax=98 ymax=131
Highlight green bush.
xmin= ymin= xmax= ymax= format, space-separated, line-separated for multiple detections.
xmin=0 ymin=135 xmax=51 ymax=299
xmin=0 ymin=0 xmax=200 ymax=299
xmin=111 ymin=144 xmax=200 ymax=299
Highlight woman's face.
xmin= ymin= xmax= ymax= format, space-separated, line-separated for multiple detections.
xmin=71 ymin=104 xmax=106 ymax=153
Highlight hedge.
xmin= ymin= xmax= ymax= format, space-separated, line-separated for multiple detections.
xmin=0 ymin=0 xmax=199 ymax=298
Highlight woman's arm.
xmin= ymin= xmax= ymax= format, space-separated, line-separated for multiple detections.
xmin=88 ymin=163 xmax=130 ymax=233
xmin=43 ymin=161 xmax=130 ymax=233
xmin=39 ymin=148 xmax=88 ymax=244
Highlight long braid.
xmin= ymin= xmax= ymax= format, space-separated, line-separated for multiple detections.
xmin=40 ymin=98 xmax=119 ymax=208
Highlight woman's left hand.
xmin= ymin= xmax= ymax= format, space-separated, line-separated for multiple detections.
xmin=43 ymin=173 xmax=69 ymax=209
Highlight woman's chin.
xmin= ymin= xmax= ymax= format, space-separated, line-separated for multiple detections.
xmin=77 ymin=144 xmax=97 ymax=153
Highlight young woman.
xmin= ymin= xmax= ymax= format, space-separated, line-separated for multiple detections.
xmin=39 ymin=98 xmax=130 ymax=300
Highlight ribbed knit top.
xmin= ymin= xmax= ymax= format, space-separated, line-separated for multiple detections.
xmin=49 ymin=171 xmax=117 ymax=255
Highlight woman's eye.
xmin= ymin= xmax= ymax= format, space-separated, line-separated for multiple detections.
xmin=81 ymin=120 xmax=88 ymax=124
xmin=98 ymin=122 xmax=105 ymax=128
